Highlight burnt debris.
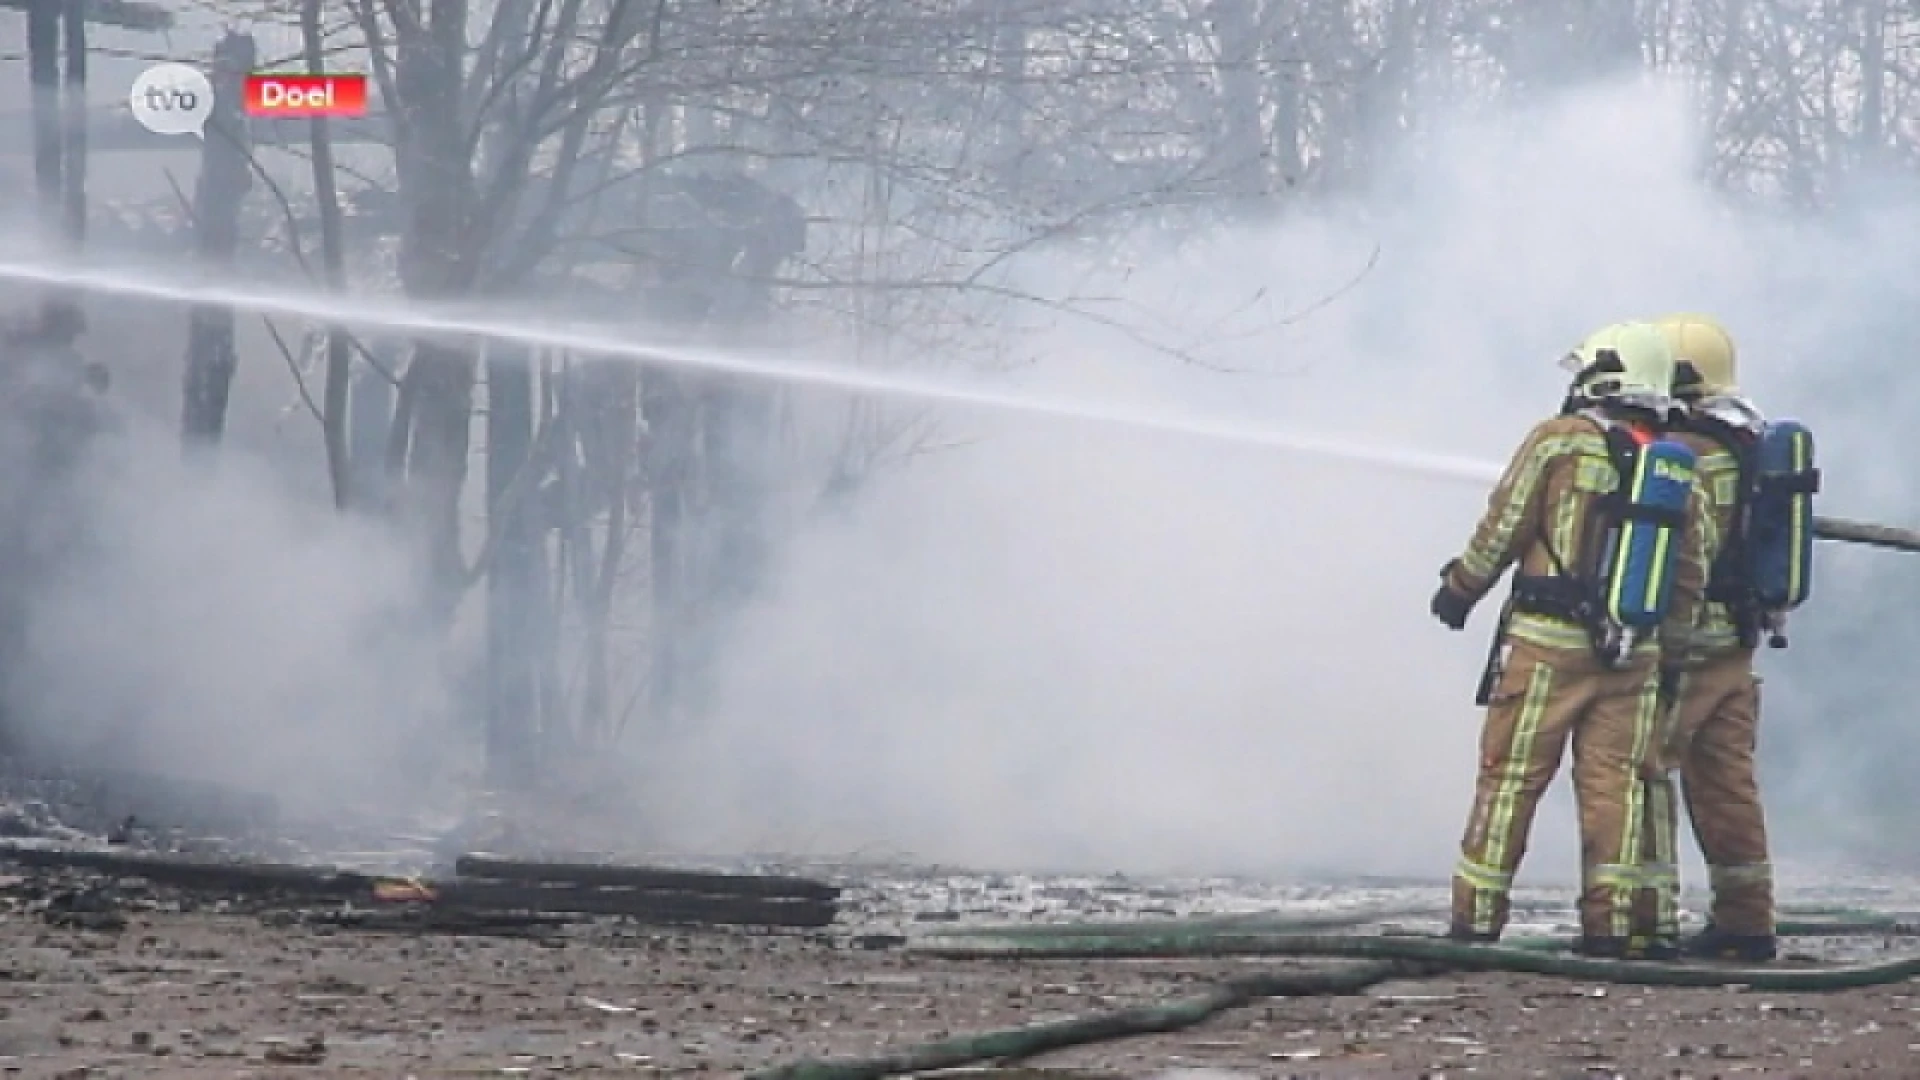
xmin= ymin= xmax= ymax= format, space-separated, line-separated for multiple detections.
xmin=0 ymin=839 xmax=840 ymax=934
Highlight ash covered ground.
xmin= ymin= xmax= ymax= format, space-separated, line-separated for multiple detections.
xmin=5 ymin=770 xmax=1920 ymax=1077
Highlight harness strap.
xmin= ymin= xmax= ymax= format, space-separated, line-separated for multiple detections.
xmin=1689 ymin=415 xmax=1762 ymax=648
xmin=1501 ymin=408 xmax=1669 ymax=668
xmin=1759 ymin=469 xmax=1821 ymax=496
xmin=1509 ymin=573 xmax=1589 ymax=623
xmin=1602 ymin=497 xmax=1687 ymax=529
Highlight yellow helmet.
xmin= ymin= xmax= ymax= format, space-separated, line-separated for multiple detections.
xmin=1652 ymin=312 xmax=1737 ymax=398
xmin=1559 ymin=321 xmax=1676 ymax=412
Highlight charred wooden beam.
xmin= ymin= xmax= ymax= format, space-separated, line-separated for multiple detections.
xmin=303 ymin=907 xmax=577 ymax=937
xmin=0 ymin=845 xmax=837 ymax=928
xmin=453 ymin=854 xmax=841 ymax=902
xmin=430 ymin=879 xmax=838 ymax=927
xmin=0 ymin=844 xmax=375 ymax=896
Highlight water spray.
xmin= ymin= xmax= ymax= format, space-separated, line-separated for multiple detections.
xmin=0 ymin=254 xmax=1507 ymax=486
xmin=0 ymin=252 xmax=1914 ymax=553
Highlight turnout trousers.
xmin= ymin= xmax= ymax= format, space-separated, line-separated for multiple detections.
xmin=1452 ymin=635 xmax=1673 ymax=941
xmin=1662 ymin=647 xmax=1773 ymax=936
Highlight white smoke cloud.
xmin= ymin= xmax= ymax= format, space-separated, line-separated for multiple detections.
xmin=1 ymin=67 xmax=1908 ymax=888
xmin=8 ymin=402 xmax=460 ymax=824
xmin=633 ymin=71 xmax=1920 ymax=882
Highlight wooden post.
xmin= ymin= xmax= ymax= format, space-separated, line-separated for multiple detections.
xmin=179 ymin=31 xmax=256 ymax=447
xmin=59 ymin=0 xmax=85 ymax=245
xmin=19 ymin=0 xmax=90 ymax=340
xmin=25 ymin=0 xmax=60 ymax=215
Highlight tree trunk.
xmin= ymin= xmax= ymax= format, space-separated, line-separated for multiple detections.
xmin=988 ymin=5 xmax=1027 ymax=194
xmin=1857 ymin=0 xmax=1886 ymax=163
xmin=701 ymin=379 xmax=772 ymax=616
xmin=58 ymin=0 xmax=84 ymax=245
xmin=577 ymin=363 xmax=636 ymax=746
xmin=348 ymin=359 xmax=395 ymax=508
xmin=391 ymin=11 xmax=478 ymax=617
xmin=485 ymin=344 xmax=541 ymax=786
xmin=405 ymin=342 xmax=478 ymax=608
xmin=1211 ymin=0 xmax=1266 ymax=198
xmin=1263 ymin=14 xmax=1305 ymax=184
xmin=305 ymin=0 xmax=353 ymax=509
xmin=26 ymin=0 xmax=59 ymax=217
xmin=179 ymin=32 xmax=256 ymax=447
xmin=641 ymin=373 xmax=695 ymax=731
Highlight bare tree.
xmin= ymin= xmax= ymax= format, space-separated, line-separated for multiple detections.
xmin=180 ymin=32 xmax=257 ymax=446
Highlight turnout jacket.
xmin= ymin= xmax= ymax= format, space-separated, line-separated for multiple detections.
xmin=1666 ymin=428 xmax=1746 ymax=661
xmin=1444 ymin=412 xmax=1711 ymax=663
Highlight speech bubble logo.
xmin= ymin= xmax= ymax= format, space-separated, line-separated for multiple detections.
xmin=129 ymin=62 xmax=215 ymax=138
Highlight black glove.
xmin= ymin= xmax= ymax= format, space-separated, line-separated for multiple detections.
xmin=1431 ymin=563 xmax=1474 ymax=630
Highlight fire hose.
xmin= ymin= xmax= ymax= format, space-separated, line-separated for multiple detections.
xmin=1813 ymin=515 xmax=1920 ymax=554
xmin=747 ymin=909 xmax=1920 ymax=1080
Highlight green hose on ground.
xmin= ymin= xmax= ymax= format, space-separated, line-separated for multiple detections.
xmin=912 ymin=930 xmax=1920 ymax=989
xmin=756 ymin=912 xmax=1920 ymax=1079
xmin=926 ymin=904 xmax=1442 ymax=940
xmin=1779 ymin=914 xmax=1920 ymax=935
xmin=756 ymin=932 xmax=1920 ymax=1079
xmin=925 ymin=909 xmax=1920 ymax=951
xmin=925 ymin=899 xmax=1904 ymax=941
xmin=744 ymin=959 xmax=1406 ymax=1080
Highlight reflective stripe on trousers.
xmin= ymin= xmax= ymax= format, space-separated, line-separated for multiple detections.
xmin=1452 ymin=638 xmax=1669 ymax=940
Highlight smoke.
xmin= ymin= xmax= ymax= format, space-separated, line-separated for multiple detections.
xmin=2 ymin=393 xmax=458 ymax=826
xmin=635 ymin=72 xmax=1920 ymax=879
xmin=0 ymin=67 xmax=1907 ymax=885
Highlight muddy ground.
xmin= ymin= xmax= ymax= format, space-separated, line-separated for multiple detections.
xmin=6 ymin=770 xmax=1920 ymax=1077
xmin=5 ymin=863 xmax=1920 ymax=1079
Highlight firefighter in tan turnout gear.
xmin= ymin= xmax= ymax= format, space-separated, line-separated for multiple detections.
xmin=1649 ymin=312 xmax=1814 ymax=963
xmin=1429 ymin=321 xmax=1709 ymax=959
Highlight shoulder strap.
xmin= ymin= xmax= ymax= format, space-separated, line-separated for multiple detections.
xmin=1583 ymin=408 xmax=1651 ymax=476
xmin=1687 ymin=413 xmax=1759 ymax=538
xmin=1529 ymin=412 xmax=1607 ymax=585
xmin=1685 ymin=413 xmax=1761 ymax=641
xmin=1554 ymin=408 xmax=1656 ymax=581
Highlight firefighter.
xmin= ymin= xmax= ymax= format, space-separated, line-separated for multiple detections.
xmin=1430 ymin=320 xmax=1708 ymax=959
xmin=1650 ymin=313 xmax=1787 ymax=962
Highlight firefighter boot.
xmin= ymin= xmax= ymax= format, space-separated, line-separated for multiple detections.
xmin=1682 ymin=922 xmax=1777 ymax=962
